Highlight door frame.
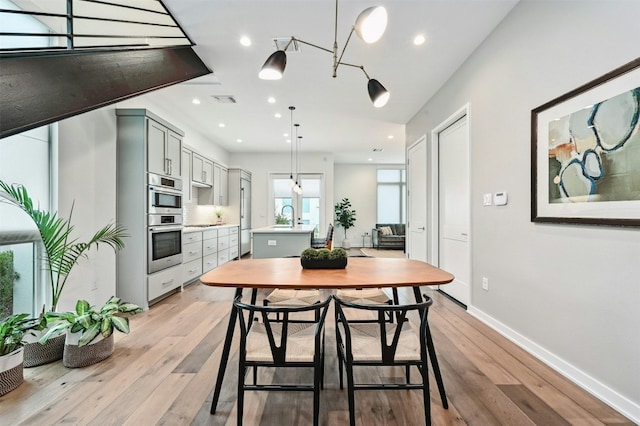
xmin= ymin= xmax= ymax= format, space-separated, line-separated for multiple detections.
xmin=429 ymin=103 xmax=472 ymax=304
xmin=406 ymin=135 xmax=427 ymax=261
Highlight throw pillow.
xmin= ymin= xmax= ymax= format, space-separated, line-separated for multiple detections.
xmin=380 ymin=226 xmax=393 ymax=236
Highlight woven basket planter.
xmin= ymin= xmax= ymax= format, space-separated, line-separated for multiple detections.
xmin=0 ymin=347 xmax=24 ymax=396
xmin=23 ymin=333 xmax=65 ymax=368
xmin=63 ymin=332 xmax=115 ymax=368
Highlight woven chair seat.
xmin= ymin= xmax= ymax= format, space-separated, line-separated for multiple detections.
xmin=265 ymin=288 xmax=321 ymax=306
xmin=246 ymin=322 xmax=318 ymax=363
xmin=336 ymin=288 xmax=390 ymax=304
xmin=339 ymin=322 xmax=421 ymax=362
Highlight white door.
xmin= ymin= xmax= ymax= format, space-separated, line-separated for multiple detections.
xmin=436 ymin=112 xmax=470 ymax=306
xmin=407 ymin=136 xmax=427 ymax=262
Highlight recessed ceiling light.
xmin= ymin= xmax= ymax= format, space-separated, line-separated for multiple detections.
xmin=192 ymin=98 xmax=201 ymax=105
xmin=413 ymin=34 xmax=427 ymax=46
xmin=268 ymin=97 xmax=276 ymax=104
xmin=283 ymin=133 xmax=288 ymax=137
xmin=387 ymin=135 xmax=394 ymax=139
xmin=237 ymin=139 xmax=243 ymax=143
xmin=240 ymin=36 xmax=251 ymax=47
xmin=368 ymin=158 xmax=373 ymax=162
xmin=218 ymin=123 xmax=226 ymax=128
xmin=286 ymin=139 xmax=291 ymax=144
xmin=275 ymin=113 xmax=282 ymax=118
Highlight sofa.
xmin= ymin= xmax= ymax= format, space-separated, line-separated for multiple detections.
xmin=372 ymin=223 xmax=405 ymax=250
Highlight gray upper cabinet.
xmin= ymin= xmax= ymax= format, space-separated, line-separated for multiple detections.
xmin=147 ymin=118 xmax=182 ymax=178
xmin=192 ymin=152 xmax=213 ymax=186
xmin=198 ymin=162 xmax=228 ymax=206
xmin=182 ymin=148 xmax=193 ymax=203
xmin=214 ymin=163 xmax=228 ymax=205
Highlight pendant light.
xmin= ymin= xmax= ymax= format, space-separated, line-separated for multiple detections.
xmin=293 ymin=123 xmax=302 ymax=194
xmin=288 ymin=106 xmax=296 ymax=188
xmin=259 ymin=0 xmax=389 ymax=107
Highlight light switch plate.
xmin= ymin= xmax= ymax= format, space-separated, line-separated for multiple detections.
xmin=495 ymin=192 xmax=508 ymax=206
xmin=483 ymin=193 xmax=492 ymax=206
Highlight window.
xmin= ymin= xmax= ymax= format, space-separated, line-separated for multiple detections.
xmin=0 ymin=126 xmax=53 ymax=316
xmin=270 ymin=173 xmax=324 ymax=236
xmin=377 ymin=169 xmax=406 ymax=223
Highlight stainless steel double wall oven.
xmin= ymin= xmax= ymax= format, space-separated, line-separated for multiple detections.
xmin=147 ymin=172 xmax=183 ymax=274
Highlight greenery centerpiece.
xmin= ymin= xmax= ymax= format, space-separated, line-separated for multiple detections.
xmin=334 ymin=198 xmax=357 ymax=249
xmin=40 ymin=296 xmax=142 ymax=368
xmin=300 ymin=247 xmax=348 ymax=269
xmin=0 ymin=180 xmax=127 ymax=366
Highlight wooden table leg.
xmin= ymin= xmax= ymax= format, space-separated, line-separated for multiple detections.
xmin=210 ymin=288 xmax=243 ymax=414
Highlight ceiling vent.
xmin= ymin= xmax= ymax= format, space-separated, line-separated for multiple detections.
xmin=212 ymin=95 xmax=237 ymax=104
xmin=273 ymin=38 xmax=300 ymax=52
xmin=372 ymin=148 xmax=384 ymax=152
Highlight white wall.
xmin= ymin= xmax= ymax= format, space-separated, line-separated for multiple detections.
xmin=406 ymin=0 xmax=640 ymax=419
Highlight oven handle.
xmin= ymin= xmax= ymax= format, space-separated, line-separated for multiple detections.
xmin=149 ymin=226 xmax=184 ymax=232
xmin=148 ymin=185 xmax=183 ymax=196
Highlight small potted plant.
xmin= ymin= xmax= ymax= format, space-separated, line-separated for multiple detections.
xmin=0 ymin=313 xmax=43 ymax=395
xmin=334 ymin=198 xmax=356 ymax=249
xmin=40 ymin=296 xmax=142 ymax=368
xmin=300 ymin=247 xmax=348 ymax=269
xmin=0 ymin=180 xmax=127 ymax=367
xmin=215 ymin=208 xmax=224 ymax=224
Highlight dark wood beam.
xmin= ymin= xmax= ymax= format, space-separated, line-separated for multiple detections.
xmin=0 ymin=46 xmax=211 ymax=138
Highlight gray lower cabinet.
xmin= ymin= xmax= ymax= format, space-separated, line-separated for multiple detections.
xmin=148 ymin=266 xmax=182 ymax=301
xmin=183 ymin=226 xmax=239 ymax=285
xmin=183 ymin=231 xmax=203 ymax=284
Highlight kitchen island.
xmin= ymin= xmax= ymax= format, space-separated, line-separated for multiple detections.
xmin=251 ymin=225 xmax=315 ymax=258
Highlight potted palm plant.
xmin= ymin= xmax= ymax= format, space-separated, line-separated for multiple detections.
xmin=0 ymin=313 xmax=43 ymax=395
xmin=334 ymin=198 xmax=357 ymax=249
xmin=40 ymin=296 xmax=142 ymax=368
xmin=0 ymin=180 xmax=127 ymax=367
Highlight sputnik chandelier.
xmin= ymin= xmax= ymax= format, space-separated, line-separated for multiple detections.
xmin=259 ymin=0 xmax=390 ymax=107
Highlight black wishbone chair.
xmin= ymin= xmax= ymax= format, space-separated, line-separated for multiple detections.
xmin=234 ymin=295 xmax=331 ymax=426
xmin=333 ymin=294 xmax=448 ymax=426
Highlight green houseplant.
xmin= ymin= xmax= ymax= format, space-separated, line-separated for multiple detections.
xmin=300 ymin=247 xmax=348 ymax=269
xmin=0 ymin=313 xmax=44 ymax=395
xmin=0 ymin=180 xmax=127 ymax=366
xmin=41 ymin=296 xmax=142 ymax=368
xmin=334 ymin=198 xmax=357 ymax=249
xmin=0 ymin=251 xmax=20 ymax=319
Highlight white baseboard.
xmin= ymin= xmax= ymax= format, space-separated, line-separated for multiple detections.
xmin=467 ymin=305 xmax=639 ymax=424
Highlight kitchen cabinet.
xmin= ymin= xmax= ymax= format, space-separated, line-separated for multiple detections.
xmin=202 ymin=229 xmax=218 ymax=273
xmin=192 ymin=153 xmax=213 ymax=186
xmin=214 ymin=163 xmax=228 ymax=205
xmin=116 ymin=109 xmax=185 ymax=310
xmin=198 ymin=162 xmax=228 ymax=206
xmin=183 ymin=230 xmax=204 ymax=284
xmin=182 ymin=148 xmax=192 ymax=203
xmin=183 ymin=226 xmax=238 ymax=284
xmin=147 ymin=118 xmax=182 ymax=178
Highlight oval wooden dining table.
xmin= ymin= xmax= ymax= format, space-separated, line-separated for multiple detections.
xmin=199 ymin=257 xmax=454 ymax=414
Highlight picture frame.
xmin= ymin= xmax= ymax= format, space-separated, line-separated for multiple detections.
xmin=531 ymin=57 xmax=640 ymax=227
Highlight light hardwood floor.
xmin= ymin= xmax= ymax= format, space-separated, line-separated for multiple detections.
xmin=0 ymin=263 xmax=633 ymax=425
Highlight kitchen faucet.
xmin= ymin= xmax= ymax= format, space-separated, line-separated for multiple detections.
xmin=281 ymin=205 xmax=295 ymax=225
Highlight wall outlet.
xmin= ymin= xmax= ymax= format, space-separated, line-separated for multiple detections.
xmin=482 ymin=277 xmax=489 ymax=291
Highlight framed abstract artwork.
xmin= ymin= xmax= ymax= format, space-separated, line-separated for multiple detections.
xmin=531 ymin=57 xmax=640 ymax=227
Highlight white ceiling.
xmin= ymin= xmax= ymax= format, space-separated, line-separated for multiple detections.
xmin=140 ymin=0 xmax=518 ymax=164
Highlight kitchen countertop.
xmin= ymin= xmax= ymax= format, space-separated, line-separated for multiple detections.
xmin=183 ymin=224 xmax=239 ymax=233
xmin=251 ymin=224 xmax=316 ymax=234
